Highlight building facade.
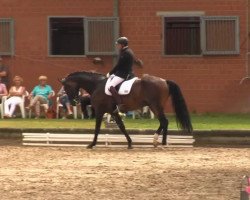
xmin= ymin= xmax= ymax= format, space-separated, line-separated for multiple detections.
xmin=0 ymin=0 xmax=249 ymax=113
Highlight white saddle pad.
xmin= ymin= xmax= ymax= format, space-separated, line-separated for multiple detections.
xmin=105 ymin=77 xmax=138 ymax=96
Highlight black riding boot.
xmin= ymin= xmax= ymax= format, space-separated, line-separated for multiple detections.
xmin=109 ymin=86 xmax=125 ymax=113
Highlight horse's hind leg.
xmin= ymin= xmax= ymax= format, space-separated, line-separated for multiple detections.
xmin=113 ymin=113 xmax=133 ymax=149
xmin=153 ymin=124 xmax=162 ymax=147
xmin=160 ymin=114 xmax=169 ymax=145
xmin=150 ymin=106 xmax=169 ymax=146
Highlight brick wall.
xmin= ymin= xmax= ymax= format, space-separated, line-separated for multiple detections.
xmin=0 ymin=0 xmax=249 ymax=113
xmin=120 ymin=0 xmax=249 ymax=113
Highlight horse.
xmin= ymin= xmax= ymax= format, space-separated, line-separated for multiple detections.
xmin=61 ymin=71 xmax=193 ymax=149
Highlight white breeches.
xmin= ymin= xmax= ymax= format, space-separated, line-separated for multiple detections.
xmin=105 ymin=75 xmax=125 ymax=95
xmin=108 ymin=75 xmax=124 ymax=89
xmin=4 ymin=96 xmax=23 ymax=116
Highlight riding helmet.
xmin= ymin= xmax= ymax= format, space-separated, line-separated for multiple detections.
xmin=116 ymin=37 xmax=129 ymax=46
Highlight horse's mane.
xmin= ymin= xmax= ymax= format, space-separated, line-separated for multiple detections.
xmin=66 ymin=71 xmax=106 ymax=79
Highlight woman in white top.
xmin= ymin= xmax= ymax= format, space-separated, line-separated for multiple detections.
xmin=4 ymin=76 xmax=26 ymax=118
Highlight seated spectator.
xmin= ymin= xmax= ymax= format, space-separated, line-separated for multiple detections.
xmin=0 ymin=57 xmax=9 ymax=88
xmin=27 ymin=75 xmax=53 ymax=119
xmin=79 ymin=88 xmax=95 ymax=119
xmin=57 ymin=86 xmax=73 ymax=119
xmin=4 ymin=76 xmax=26 ymax=118
xmin=0 ymin=80 xmax=8 ymax=103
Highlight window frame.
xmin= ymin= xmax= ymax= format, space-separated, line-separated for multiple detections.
xmin=0 ymin=18 xmax=14 ymax=56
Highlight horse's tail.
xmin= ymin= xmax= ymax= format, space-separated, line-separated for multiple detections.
xmin=166 ymin=80 xmax=193 ymax=133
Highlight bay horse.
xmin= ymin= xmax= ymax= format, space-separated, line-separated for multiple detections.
xmin=61 ymin=71 xmax=193 ymax=149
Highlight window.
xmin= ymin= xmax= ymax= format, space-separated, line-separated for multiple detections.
xmin=0 ymin=18 xmax=14 ymax=55
xmin=49 ymin=17 xmax=118 ymax=56
xmin=163 ymin=16 xmax=239 ymax=56
xmin=164 ymin=17 xmax=201 ymax=55
xmin=49 ymin=17 xmax=84 ymax=55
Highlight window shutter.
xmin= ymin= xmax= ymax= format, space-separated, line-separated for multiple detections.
xmin=0 ymin=18 xmax=14 ymax=55
xmin=201 ymin=16 xmax=239 ymax=55
xmin=84 ymin=17 xmax=119 ymax=55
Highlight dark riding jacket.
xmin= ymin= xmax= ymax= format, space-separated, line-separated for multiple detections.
xmin=109 ymin=46 xmax=134 ymax=79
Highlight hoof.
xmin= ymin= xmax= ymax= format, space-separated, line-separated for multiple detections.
xmin=153 ymin=141 xmax=159 ymax=148
xmin=153 ymin=133 xmax=159 ymax=147
xmin=127 ymin=145 xmax=133 ymax=149
xmin=153 ymin=139 xmax=159 ymax=147
xmin=86 ymin=144 xmax=94 ymax=149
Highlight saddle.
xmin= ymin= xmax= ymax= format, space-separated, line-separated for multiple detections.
xmin=105 ymin=75 xmax=138 ymax=96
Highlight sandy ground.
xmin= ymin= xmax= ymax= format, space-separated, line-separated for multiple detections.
xmin=0 ymin=142 xmax=249 ymax=200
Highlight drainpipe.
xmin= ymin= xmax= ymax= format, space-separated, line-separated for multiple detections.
xmin=240 ymin=0 xmax=249 ymax=84
xmin=112 ymin=0 xmax=119 ymax=66
xmin=246 ymin=0 xmax=249 ymax=77
xmin=113 ymin=0 xmax=119 ymax=18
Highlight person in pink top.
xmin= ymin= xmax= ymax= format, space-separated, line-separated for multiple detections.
xmin=0 ymin=80 xmax=8 ymax=104
xmin=4 ymin=76 xmax=26 ymax=118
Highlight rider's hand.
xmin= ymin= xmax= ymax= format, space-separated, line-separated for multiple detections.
xmin=106 ymin=73 xmax=110 ymax=78
xmin=134 ymin=59 xmax=143 ymax=67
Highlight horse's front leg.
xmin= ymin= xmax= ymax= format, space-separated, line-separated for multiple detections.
xmin=113 ymin=113 xmax=133 ymax=149
xmin=87 ymin=113 xmax=103 ymax=149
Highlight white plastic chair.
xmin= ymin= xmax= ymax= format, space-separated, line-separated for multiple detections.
xmin=29 ymin=91 xmax=55 ymax=118
xmin=56 ymin=96 xmax=77 ymax=119
xmin=15 ymin=91 xmax=29 ymax=118
xmin=0 ymin=96 xmax=8 ymax=118
xmin=1 ymin=91 xmax=29 ymax=118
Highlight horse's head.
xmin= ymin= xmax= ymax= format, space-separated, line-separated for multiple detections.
xmin=60 ymin=71 xmax=106 ymax=105
xmin=60 ymin=77 xmax=80 ymax=106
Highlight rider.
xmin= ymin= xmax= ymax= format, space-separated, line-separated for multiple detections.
xmin=107 ymin=37 xmax=135 ymax=113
